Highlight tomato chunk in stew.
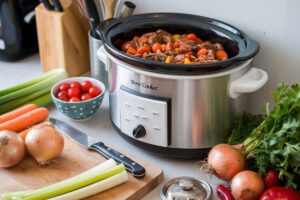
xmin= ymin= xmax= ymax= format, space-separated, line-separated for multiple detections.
xmin=121 ymin=29 xmax=229 ymax=64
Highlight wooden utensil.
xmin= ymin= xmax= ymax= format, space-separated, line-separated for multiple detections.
xmin=0 ymin=135 xmax=164 ymax=200
xmin=35 ymin=0 xmax=90 ymax=77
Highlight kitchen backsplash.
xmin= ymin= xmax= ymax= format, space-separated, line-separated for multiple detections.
xmin=131 ymin=0 xmax=300 ymax=113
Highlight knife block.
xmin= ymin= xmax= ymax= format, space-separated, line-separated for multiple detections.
xmin=35 ymin=0 xmax=90 ymax=77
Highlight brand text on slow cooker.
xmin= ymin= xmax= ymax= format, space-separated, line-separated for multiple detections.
xmin=131 ymin=80 xmax=158 ymax=91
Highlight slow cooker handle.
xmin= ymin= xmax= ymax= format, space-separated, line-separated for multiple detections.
xmin=97 ymin=45 xmax=109 ymax=71
xmin=229 ymin=68 xmax=268 ymax=99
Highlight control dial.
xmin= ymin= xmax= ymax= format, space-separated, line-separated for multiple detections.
xmin=132 ymin=125 xmax=146 ymax=138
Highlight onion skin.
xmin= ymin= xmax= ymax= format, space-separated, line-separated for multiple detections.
xmin=25 ymin=123 xmax=64 ymax=166
xmin=231 ymin=170 xmax=264 ymax=200
xmin=208 ymin=144 xmax=245 ymax=181
xmin=0 ymin=130 xmax=25 ymax=168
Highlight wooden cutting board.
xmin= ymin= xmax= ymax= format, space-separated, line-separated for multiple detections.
xmin=0 ymin=136 xmax=164 ymax=200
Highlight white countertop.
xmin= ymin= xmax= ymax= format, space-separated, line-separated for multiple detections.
xmin=0 ymin=54 xmax=224 ymax=200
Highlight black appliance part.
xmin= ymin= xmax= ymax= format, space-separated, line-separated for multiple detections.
xmin=0 ymin=0 xmax=39 ymax=61
xmin=98 ymin=13 xmax=260 ymax=75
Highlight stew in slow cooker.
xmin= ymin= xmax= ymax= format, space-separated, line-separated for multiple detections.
xmin=121 ymin=29 xmax=229 ymax=64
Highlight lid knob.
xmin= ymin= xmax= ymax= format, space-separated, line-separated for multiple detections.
xmin=179 ymin=179 xmax=194 ymax=191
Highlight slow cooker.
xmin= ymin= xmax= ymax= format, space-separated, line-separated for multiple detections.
xmin=96 ymin=13 xmax=268 ymax=158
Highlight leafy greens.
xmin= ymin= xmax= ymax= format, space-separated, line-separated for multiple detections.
xmin=228 ymin=83 xmax=300 ymax=189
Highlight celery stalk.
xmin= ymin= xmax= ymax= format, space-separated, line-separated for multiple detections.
xmin=22 ymin=165 xmax=126 ymax=200
xmin=0 ymin=69 xmax=67 ymax=104
xmin=49 ymin=171 xmax=128 ymax=200
xmin=1 ymin=159 xmax=125 ymax=200
xmin=0 ymin=86 xmax=51 ymax=114
xmin=28 ymin=93 xmax=53 ymax=108
xmin=0 ymin=69 xmax=62 ymax=96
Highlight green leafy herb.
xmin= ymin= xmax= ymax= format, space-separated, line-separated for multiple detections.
xmin=228 ymin=83 xmax=300 ymax=189
xmin=228 ymin=112 xmax=263 ymax=145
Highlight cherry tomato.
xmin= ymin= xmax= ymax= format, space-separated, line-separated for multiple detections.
xmin=68 ymin=87 xmax=81 ymax=98
xmin=137 ymin=46 xmax=150 ymax=55
xmin=69 ymin=97 xmax=80 ymax=102
xmin=70 ymin=81 xmax=81 ymax=89
xmin=57 ymin=90 xmax=68 ymax=99
xmin=81 ymin=80 xmax=93 ymax=92
xmin=186 ymin=33 xmax=197 ymax=41
xmin=81 ymin=93 xmax=92 ymax=101
xmin=89 ymin=86 xmax=102 ymax=97
xmin=197 ymin=48 xmax=208 ymax=57
xmin=152 ymin=43 xmax=161 ymax=53
xmin=59 ymin=83 xmax=70 ymax=91
xmin=264 ymin=169 xmax=280 ymax=189
xmin=216 ymin=50 xmax=228 ymax=60
xmin=185 ymin=53 xmax=191 ymax=59
xmin=58 ymin=95 xmax=69 ymax=102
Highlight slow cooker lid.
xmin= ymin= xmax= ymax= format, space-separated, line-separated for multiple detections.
xmin=99 ymin=13 xmax=259 ymax=75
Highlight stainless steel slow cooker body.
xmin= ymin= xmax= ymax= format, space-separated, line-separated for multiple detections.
xmin=97 ymin=13 xmax=268 ymax=158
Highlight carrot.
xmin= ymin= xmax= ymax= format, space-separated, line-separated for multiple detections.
xmin=0 ymin=104 xmax=37 ymax=124
xmin=19 ymin=128 xmax=31 ymax=141
xmin=0 ymin=107 xmax=49 ymax=132
xmin=216 ymin=50 xmax=228 ymax=60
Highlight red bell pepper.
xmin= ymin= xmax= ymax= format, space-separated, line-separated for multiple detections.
xmin=260 ymin=187 xmax=300 ymax=200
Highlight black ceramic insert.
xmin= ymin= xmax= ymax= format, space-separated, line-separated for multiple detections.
xmin=98 ymin=13 xmax=259 ymax=75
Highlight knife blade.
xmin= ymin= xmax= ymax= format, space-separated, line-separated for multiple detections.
xmin=49 ymin=118 xmax=146 ymax=178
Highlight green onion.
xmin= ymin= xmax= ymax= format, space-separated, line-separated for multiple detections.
xmin=1 ymin=159 xmax=126 ymax=200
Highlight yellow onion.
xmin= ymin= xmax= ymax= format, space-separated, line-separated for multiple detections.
xmin=231 ymin=170 xmax=264 ymax=200
xmin=0 ymin=130 xmax=25 ymax=168
xmin=25 ymin=123 xmax=64 ymax=166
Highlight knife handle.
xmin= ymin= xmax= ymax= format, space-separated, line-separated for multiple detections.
xmin=51 ymin=0 xmax=63 ymax=12
xmin=89 ymin=142 xmax=146 ymax=178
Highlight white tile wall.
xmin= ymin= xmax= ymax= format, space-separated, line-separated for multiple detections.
xmin=130 ymin=0 xmax=300 ymax=113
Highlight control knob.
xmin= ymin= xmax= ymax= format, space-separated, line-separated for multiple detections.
xmin=132 ymin=125 xmax=146 ymax=138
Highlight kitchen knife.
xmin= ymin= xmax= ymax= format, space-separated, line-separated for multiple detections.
xmin=40 ymin=0 xmax=54 ymax=10
xmin=84 ymin=0 xmax=100 ymax=39
xmin=51 ymin=0 xmax=64 ymax=12
xmin=49 ymin=118 xmax=146 ymax=178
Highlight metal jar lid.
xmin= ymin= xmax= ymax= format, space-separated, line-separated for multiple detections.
xmin=161 ymin=176 xmax=212 ymax=200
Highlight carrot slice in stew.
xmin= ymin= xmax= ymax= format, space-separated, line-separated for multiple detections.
xmin=186 ymin=33 xmax=197 ymax=41
xmin=152 ymin=43 xmax=161 ymax=53
xmin=137 ymin=46 xmax=150 ymax=55
xmin=216 ymin=50 xmax=228 ymax=60
xmin=197 ymin=48 xmax=208 ymax=57
xmin=126 ymin=47 xmax=138 ymax=55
